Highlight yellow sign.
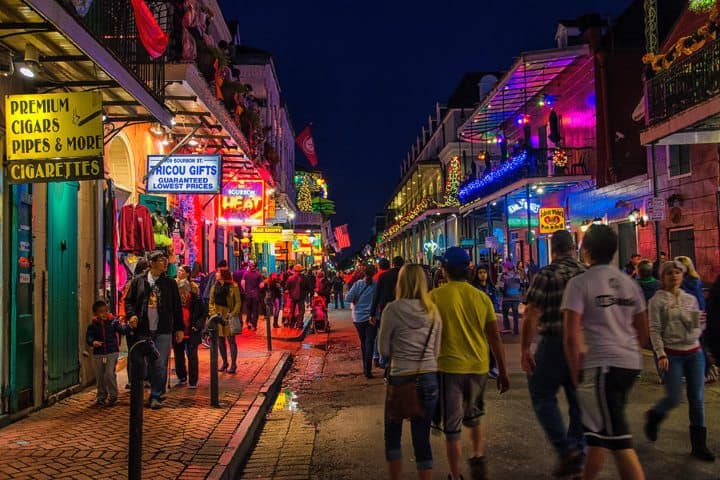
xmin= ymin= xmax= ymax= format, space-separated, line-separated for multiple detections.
xmin=252 ymin=226 xmax=282 ymax=243
xmin=539 ymin=207 xmax=566 ymax=233
xmin=5 ymin=91 xmax=104 ymax=161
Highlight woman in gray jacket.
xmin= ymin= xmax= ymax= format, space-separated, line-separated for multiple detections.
xmin=645 ymin=260 xmax=714 ymax=461
xmin=378 ymin=264 xmax=442 ymax=480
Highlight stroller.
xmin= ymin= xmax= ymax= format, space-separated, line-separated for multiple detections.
xmin=310 ymin=295 xmax=330 ymax=333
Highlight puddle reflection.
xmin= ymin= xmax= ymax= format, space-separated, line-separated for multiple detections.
xmin=273 ymin=387 xmax=299 ymax=411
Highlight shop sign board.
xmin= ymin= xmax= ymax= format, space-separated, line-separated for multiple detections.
xmin=146 ymin=154 xmax=221 ymax=193
xmin=647 ymin=197 xmax=666 ymax=221
xmin=218 ymin=179 xmax=264 ymax=226
xmin=252 ymin=226 xmax=282 ymax=243
xmin=281 ymin=229 xmax=294 ymax=242
xmin=538 ymin=207 xmax=566 ymax=233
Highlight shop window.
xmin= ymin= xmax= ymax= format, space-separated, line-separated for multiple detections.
xmin=668 ymin=145 xmax=691 ymax=177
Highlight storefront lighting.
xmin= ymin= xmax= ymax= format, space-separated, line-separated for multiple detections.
xmin=171 ymin=117 xmax=177 ymax=126
xmin=149 ymin=122 xmax=165 ymax=136
xmin=19 ymin=65 xmax=34 ymax=78
xmin=592 ymin=217 xmax=604 ymax=225
xmin=288 ymin=212 xmax=295 ymax=220
xmin=188 ymin=137 xmax=199 ymax=146
xmin=536 ymin=187 xmax=545 ymax=194
xmin=531 ymin=184 xmax=538 ymax=190
xmin=628 ymin=208 xmax=640 ymax=223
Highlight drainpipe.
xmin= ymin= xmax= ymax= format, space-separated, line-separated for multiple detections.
xmin=650 ymin=142 xmax=661 ymax=262
xmin=96 ymin=180 xmax=104 ymax=301
xmin=526 ymin=183 xmax=534 ymax=264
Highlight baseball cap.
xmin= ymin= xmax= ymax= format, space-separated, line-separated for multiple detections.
xmin=439 ymin=247 xmax=471 ymax=268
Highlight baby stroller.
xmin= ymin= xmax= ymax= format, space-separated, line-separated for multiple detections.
xmin=310 ymin=295 xmax=330 ymax=333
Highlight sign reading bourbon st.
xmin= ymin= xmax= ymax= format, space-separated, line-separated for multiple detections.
xmin=4 ymin=91 xmax=104 ymax=183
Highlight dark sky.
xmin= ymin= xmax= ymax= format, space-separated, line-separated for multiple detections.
xmin=219 ymin=0 xmax=633 ymax=253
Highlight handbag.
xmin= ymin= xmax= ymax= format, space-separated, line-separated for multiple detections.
xmin=229 ymin=315 xmax=242 ymax=335
xmin=385 ymin=320 xmax=435 ymax=422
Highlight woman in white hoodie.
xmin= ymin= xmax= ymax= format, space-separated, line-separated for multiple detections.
xmin=378 ymin=264 xmax=442 ymax=480
xmin=645 ymin=260 xmax=714 ymax=461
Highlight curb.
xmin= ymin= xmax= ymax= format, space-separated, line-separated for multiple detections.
xmin=207 ymin=351 xmax=294 ymax=480
xmin=270 ymin=315 xmax=312 ymax=342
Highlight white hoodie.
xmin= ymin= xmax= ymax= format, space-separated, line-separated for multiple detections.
xmin=377 ymin=299 xmax=442 ymax=377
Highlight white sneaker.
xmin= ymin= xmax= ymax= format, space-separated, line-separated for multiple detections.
xmin=188 ymin=384 xmax=198 ymax=389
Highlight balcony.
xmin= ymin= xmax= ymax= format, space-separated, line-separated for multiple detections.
xmin=458 ymin=147 xmax=594 ymax=206
xmin=646 ymin=39 xmax=720 ymax=126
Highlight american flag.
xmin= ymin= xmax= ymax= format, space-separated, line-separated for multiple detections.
xmin=334 ymin=224 xmax=351 ymax=250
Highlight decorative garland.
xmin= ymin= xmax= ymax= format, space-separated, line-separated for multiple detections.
xmin=442 ymin=156 xmax=461 ymax=207
xmin=458 ymin=150 xmax=529 ymax=204
xmin=690 ymin=0 xmax=717 ymax=13
xmin=297 ymin=176 xmax=313 ymax=212
xmin=381 ymin=197 xmax=436 ymax=242
xmin=642 ymin=3 xmax=720 ymax=72
xmin=552 ymin=148 xmax=568 ymax=168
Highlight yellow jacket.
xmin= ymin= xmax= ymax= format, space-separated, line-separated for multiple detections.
xmin=209 ymin=282 xmax=242 ymax=317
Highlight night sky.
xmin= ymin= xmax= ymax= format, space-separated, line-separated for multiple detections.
xmin=219 ymin=0 xmax=634 ymax=254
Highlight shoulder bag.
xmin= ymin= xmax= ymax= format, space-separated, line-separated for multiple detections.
xmin=385 ymin=320 xmax=435 ymax=422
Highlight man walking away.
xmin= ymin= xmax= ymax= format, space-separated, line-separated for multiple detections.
xmin=371 ymin=256 xmax=404 ymax=368
xmin=498 ymin=264 xmax=522 ymax=335
xmin=285 ymin=265 xmax=306 ymax=328
xmin=636 ymin=260 xmax=660 ymax=302
xmin=331 ymin=273 xmax=345 ymax=309
xmin=241 ymin=262 xmax=263 ymax=331
xmin=429 ymin=247 xmax=509 ymax=480
xmin=562 ymin=225 xmax=648 ymax=480
xmin=521 ymin=230 xmax=586 ymax=477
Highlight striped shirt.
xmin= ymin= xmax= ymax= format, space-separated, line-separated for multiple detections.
xmin=524 ymin=256 xmax=586 ymax=336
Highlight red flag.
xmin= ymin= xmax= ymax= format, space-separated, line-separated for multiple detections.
xmin=334 ymin=224 xmax=351 ymax=249
xmin=295 ymin=125 xmax=318 ymax=167
xmin=130 ymin=0 xmax=169 ymax=59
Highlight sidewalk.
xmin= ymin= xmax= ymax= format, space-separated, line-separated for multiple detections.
xmin=0 ymin=333 xmax=297 ymax=480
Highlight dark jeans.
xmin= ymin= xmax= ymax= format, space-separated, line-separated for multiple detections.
xmin=333 ymin=292 xmax=344 ymax=309
xmin=290 ymin=299 xmax=305 ymax=327
xmin=266 ymin=297 xmax=281 ymax=325
xmin=354 ymin=321 xmax=377 ymax=375
xmin=502 ymin=300 xmax=520 ymax=334
xmin=245 ymin=295 xmax=261 ymax=329
xmin=528 ymin=335 xmax=585 ymax=456
xmin=174 ymin=337 xmax=199 ymax=386
xmin=385 ymin=372 xmax=439 ymax=470
xmin=653 ymin=349 xmax=706 ymax=426
xmin=218 ymin=335 xmax=237 ymax=368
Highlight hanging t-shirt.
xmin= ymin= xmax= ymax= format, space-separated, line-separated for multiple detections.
xmin=561 ymin=264 xmax=646 ymax=370
xmin=147 ymin=272 xmax=160 ymax=332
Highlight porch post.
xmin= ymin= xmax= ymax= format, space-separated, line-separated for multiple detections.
xmin=526 ymin=183 xmax=534 ymax=264
xmin=651 ymin=142 xmax=662 ymax=263
xmin=505 ymin=194 xmax=511 ymax=262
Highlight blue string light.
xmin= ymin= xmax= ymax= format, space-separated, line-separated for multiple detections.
xmin=458 ymin=150 xmax=529 ymax=204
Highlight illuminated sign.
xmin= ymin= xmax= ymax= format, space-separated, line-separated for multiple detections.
xmin=146 ymin=154 xmax=221 ymax=193
xmin=539 ymin=207 xmax=566 ymax=233
xmin=292 ymin=233 xmax=322 ymax=254
xmin=507 ymin=199 xmax=541 ymax=215
xmin=218 ymin=180 xmax=264 ymax=226
xmin=5 ymin=91 xmax=103 ymax=161
xmin=252 ymin=226 xmax=282 ymax=243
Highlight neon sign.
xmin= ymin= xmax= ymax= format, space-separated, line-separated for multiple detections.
xmin=507 ymin=199 xmax=541 ymax=215
xmin=218 ymin=179 xmax=264 ymax=226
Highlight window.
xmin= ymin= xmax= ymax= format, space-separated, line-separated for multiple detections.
xmin=668 ymin=145 xmax=691 ymax=177
xmin=669 ymin=228 xmax=695 ymax=262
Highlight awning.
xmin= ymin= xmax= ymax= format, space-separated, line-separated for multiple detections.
xmin=458 ymin=45 xmax=589 ymax=142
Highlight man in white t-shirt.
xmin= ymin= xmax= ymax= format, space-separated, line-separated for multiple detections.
xmin=561 ymin=224 xmax=649 ymax=480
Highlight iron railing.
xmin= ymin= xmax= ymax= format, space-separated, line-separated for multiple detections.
xmin=646 ymin=38 xmax=720 ymax=125
xmin=58 ymin=0 xmax=171 ymax=102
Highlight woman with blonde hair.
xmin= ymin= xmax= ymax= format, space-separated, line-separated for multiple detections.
xmin=378 ymin=264 xmax=442 ymax=480
xmin=675 ymin=256 xmax=706 ymax=310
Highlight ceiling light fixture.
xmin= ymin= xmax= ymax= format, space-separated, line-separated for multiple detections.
xmin=20 ymin=43 xmax=39 ymax=78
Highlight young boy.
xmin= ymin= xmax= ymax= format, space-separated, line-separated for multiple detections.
xmin=86 ymin=300 xmax=126 ymax=406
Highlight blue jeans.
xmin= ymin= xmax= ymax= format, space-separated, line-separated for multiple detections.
xmin=528 ymin=335 xmax=586 ymax=456
xmin=502 ymin=300 xmax=520 ymax=334
xmin=385 ymin=372 xmax=439 ymax=470
xmin=354 ymin=321 xmax=377 ymax=375
xmin=653 ymin=349 xmax=706 ymax=426
xmin=149 ymin=333 xmax=171 ymax=400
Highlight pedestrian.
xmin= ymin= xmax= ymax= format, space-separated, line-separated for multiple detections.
xmin=675 ymin=256 xmax=706 ymax=310
xmin=375 ymin=257 xmax=390 ymax=282
xmin=264 ymin=273 xmax=282 ymax=328
xmin=644 ymin=260 xmax=715 ymax=461
xmin=331 ymin=273 xmax=345 ymax=309
xmin=378 ymin=264 xmax=442 ymax=480
xmin=520 ymin=230 xmax=586 ymax=477
xmin=471 ymin=264 xmax=499 ymax=312
xmin=174 ymin=279 xmax=207 ymax=389
xmin=285 ymin=265 xmax=307 ymax=327
xmin=86 ymin=300 xmax=127 ymax=406
xmin=516 ymin=260 xmax=529 ymax=294
xmin=202 ymin=259 xmax=229 ymax=305
xmin=429 ymin=247 xmax=509 ymax=480
xmin=371 ymin=256 xmax=405 ymax=369
xmin=652 ymin=251 xmax=667 ymax=279
xmin=303 ymin=269 xmax=316 ymax=307
xmin=209 ymin=269 xmax=242 ymax=373
xmin=178 ymin=264 xmax=200 ymax=295
xmin=125 ymin=251 xmax=185 ymax=410
xmin=707 ymin=276 xmax=720 ymax=363
xmin=241 ymin=262 xmax=263 ymax=331
xmin=345 ymin=264 xmax=378 ymax=379
xmin=624 ymin=253 xmax=641 ymax=279
xmin=498 ymin=262 xmax=522 ymax=335
xmin=315 ymin=271 xmax=332 ymax=306
xmin=636 ymin=259 xmax=660 ymax=302
xmin=562 ymin=225 xmax=648 ymax=480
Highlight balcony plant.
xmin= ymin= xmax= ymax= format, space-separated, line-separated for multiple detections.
xmin=196 ymin=44 xmax=228 ymax=80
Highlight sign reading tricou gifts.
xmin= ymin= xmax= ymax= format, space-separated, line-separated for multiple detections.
xmin=146 ymin=154 xmax=221 ymax=193
xmin=5 ymin=91 xmax=104 ymax=183
xmin=538 ymin=207 xmax=566 ymax=233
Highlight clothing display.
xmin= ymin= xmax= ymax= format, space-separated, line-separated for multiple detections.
xmin=152 ymin=211 xmax=172 ymax=248
xmin=119 ymin=204 xmax=155 ymax=253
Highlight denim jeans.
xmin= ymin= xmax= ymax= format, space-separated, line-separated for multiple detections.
xmin=653 ymin=349 xmax=706 ymax=426
xmin=502 ymin=300 xmax=520 ymax=334
xmin=245 ymin=296 xmax=261 ymax=329
xmin=354 ymin=321 xmax=377 ymax=375
xmin=149 ymin=333 xmax=171 ymax=400
xmin=333 ymin=292 xmax=344 ymax=309
xmin=384 ymin=372 xmax=439 ymax=470
xmin=528 ymin=335 xmax=586 ymax=456
xmin=173 ymin=337 xmax=199 ymax=386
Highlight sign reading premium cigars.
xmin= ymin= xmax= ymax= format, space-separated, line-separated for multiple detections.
xmin=146 ymin=154 xmax=221 ymax=193
xmin=5 ymin=92 xmax=104 ymax=183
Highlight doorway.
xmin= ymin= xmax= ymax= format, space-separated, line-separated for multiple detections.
xmin=617 ymin=222 xmax=638 ymax=269
xmin=669 ymin=228 xmax=695 ymax=261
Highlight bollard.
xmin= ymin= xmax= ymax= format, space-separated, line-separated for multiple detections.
xmin=128 ymin=339 xmax=153 ymax=480
xmin=208 ymin=314 xmax=224 ymax=407
xmin=265 ymin=313 xmax=273 ymax=352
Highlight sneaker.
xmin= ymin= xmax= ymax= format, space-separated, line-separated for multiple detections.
xmin=188 ymin=384 xmax=197 ymax=389
xmin=150 ymin=398 xmax=162 ymax=409
xmin=468 ymin=456 xmax=486 ymax=480
xmin=488 ymin=367 xmax=499 ymax=379
xmin=106 ymin=397 xmax=118 ymax=406
xmin=552 ymin=450 xmax=583 ymax=477
xmin=177 ymin=378 xmax=187 ymax=386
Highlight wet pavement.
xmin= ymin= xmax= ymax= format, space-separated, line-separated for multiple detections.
xmin=241 ymin=308 xmax=720 ymax=479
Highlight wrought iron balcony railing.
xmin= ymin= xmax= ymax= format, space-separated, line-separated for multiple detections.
xmin=58 ymin=0 xmax=170 ymax=102
xmin=646 ymin=38 xmax=720 ymax=125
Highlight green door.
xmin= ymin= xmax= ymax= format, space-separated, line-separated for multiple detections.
xmin=10 ymin=184 xmax=34 ymax=412
xmin=47 ymin=182 xmax=80 ymax=394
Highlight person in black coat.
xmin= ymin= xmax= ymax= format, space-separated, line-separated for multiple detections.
xmin=706 ymin=275 xmax=720 ymax=366
xmin=174 ymin=279 xmax=207 ymax=388
xmin=370 ymin=256 xmax=404 ymax=368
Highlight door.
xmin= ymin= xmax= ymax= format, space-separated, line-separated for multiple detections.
xmin=617 ymin=222 xmax=637 ymax=269
xmin=47 ymin=182 xmax=80 ymax=394
xmin=669 ymin=228 xmax=695 ymax=261
xmin=10 ymin=185 xmax=34 ymax=412
xmin=215 ymin=226 xmax=225 ymax=265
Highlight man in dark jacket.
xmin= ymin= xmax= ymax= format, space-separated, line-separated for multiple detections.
xmin=370 ymin=256 xmax=404 ymax=368
xmin=285 ymin=265 xmax=307 ymax=327
xmin=125 ymin=251 xmax=184 ymax=409
xmin=241 ymin=263 xmax=263 ymax=330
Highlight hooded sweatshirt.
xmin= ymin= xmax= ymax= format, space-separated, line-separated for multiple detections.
xmin=377 ymin=299 xmax=442 ymax=377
